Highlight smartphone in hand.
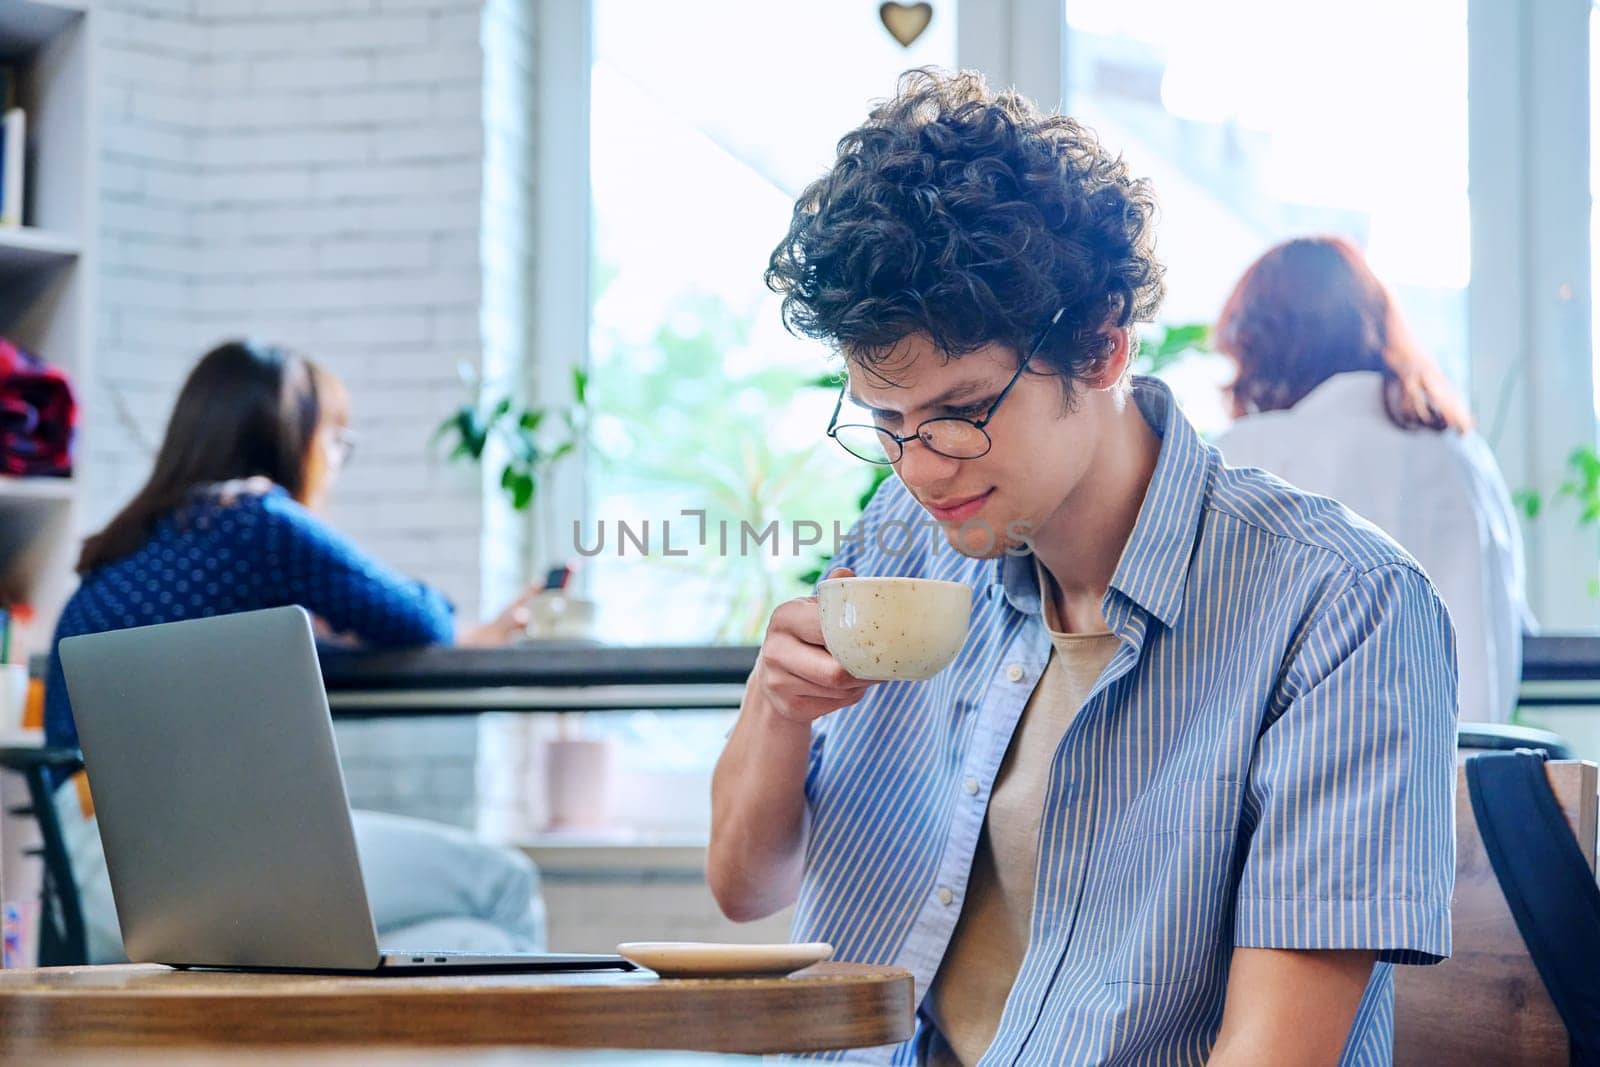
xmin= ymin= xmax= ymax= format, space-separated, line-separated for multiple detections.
xmin=543 ymin=564 xmax=574 ymax=591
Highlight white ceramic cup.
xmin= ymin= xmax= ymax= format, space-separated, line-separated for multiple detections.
xmin=817 ymin=576 xmax=972 ymax=681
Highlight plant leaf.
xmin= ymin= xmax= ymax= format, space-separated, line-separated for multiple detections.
xmin=459 ymin=410 xmax=487 ymax=459
xmin=1155 ymin=323 xmax=1209 ymax=359
xmin=511 ymin=471 xmax=536 ymax=510
xmin=430 ymin=412 xmax=461 ymax=446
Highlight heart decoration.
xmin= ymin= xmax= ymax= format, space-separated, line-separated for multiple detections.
xmin=880 ymin=2 xmax=933 ymax=48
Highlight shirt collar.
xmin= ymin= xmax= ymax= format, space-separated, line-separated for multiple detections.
xmin=1287 ymin=370 xmax=1385 ymax=417
xmin=997 ymin=375 xmax=1212 ymax=631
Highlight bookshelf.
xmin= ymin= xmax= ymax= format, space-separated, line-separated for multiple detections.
xmin=0 ymin=0 xmax=91 ymax=655
xmin=0 ymin=226 xmax=77 ymax=272
xmin=0 ymin=1 xmax=82 ymax=58
xmin=0 ymin=0 xmax=91 ymax=968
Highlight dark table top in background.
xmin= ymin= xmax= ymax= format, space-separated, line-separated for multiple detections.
xmin=317 ymin=643 xmax=761 ymax=692
xmin=318 ymin=634 xmax=1594 ymax=690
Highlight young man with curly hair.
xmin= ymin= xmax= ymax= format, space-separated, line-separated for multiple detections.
xmin=709 ymin=69 xmax=1457 ymax=1065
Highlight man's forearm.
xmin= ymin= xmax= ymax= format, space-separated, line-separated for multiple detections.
xmin=1209 ymin=948 xmax=1376 ymax=1066
xmin=707 ymin=668 xmax=816 ymax=921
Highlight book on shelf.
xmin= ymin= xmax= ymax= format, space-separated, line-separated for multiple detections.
xmin=0 ymin=108 xmax=23 ymax=228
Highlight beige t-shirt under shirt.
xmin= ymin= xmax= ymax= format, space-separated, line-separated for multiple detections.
xmin=926 ymin=561 xmax=1121 ymax=1067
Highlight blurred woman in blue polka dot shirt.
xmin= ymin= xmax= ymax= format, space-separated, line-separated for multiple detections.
xmin=42 ymin=340 xmax=545 ymax=963
xmin=45 ymin=340 xmax=535 ymax=752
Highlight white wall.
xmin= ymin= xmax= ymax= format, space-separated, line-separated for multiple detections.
xmin=94 ymin=0 xmax=504 ymax=827
xmin=94 ymin=0 xmax=489 ymax=616
xmin=94 ymin=1 xmax=209 ymax=530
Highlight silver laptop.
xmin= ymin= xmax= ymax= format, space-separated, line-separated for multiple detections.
xmin=59 ymin=605 xmax=634 ymax=975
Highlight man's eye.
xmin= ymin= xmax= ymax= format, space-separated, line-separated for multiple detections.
xmin=945 ymin=403 xmax=989 ymax=420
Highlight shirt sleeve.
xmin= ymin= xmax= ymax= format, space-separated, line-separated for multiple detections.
xmin=256 ymin=494 xmax=456 ymax=647
xmin=1234 ymin=562 xmax=1459 ymax=965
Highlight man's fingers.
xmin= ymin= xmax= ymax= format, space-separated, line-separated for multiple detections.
xmin=766 ymin=630 xmax=873 ymax=693
xmin=764 ymin=659 xmax=873 ymax=712
xmin=771 ymin=596 xmax=827 ymax=648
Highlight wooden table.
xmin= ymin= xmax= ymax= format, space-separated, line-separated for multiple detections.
xmin=0 ymin=962 xmax=914 ymax=1057
xmin=44 ymin=1051 xmax=760 ymax=1066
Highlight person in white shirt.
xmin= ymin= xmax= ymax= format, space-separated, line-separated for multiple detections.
xmin=1212 ymin=235 xmax=1530 ymax=723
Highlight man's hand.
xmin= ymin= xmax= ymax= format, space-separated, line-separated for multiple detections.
xmin=708 ymin=567 xmax=878 ymax=921
xmin=751 ymin=567 xmax=876 ymax=724
xmin=1208 ymin=947 xmax=1377 ymax=1066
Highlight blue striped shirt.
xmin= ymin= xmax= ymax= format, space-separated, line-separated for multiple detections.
xmin=795 ymin=376 xmax=1458 ymax=1065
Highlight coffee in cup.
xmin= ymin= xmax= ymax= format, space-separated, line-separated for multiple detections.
xmin=817 ymin=576 xmax=972 ymax=681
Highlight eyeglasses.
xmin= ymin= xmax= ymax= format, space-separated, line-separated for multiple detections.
xmin=325 ymin=426 xmax=357 ymax=468
xmin=826 ymin=308 xmax=1065 ymax=465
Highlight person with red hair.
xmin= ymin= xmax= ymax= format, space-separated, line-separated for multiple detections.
xmin=1213 ymin=235 xmax=1528 ymax=723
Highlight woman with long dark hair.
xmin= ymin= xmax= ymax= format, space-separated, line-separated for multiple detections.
xmin=1213 ymin=236 xmax=1528 ymax=722
xmin=44 ymin=340 xmax=543 ymax=963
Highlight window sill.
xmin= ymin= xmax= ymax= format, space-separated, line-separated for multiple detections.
xmin=517 ymin=834 xmax=711 ymax=882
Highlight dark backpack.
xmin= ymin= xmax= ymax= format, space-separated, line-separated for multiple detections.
xmin=1467 ymin=750 xmax=1600 ymax=1065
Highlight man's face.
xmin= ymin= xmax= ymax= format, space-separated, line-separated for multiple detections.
xmin=845 ymin=333 xmax=1119 ymax=559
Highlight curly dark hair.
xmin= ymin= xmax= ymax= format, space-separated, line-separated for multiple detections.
xmin=766 ymin=68 xmax=1164 ymax=388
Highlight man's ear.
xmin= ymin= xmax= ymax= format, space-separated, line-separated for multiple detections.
xmin=1081 ymin=327 xmax=1132 ymax=390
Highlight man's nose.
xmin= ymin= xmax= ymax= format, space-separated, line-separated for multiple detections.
xmin=894 ymin=435 xmax=962 ymax=489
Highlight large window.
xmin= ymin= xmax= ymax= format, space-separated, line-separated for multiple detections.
xmin=1063 ymin=0 xmax=1470 ymax=434
xmin=585 ymin=3 xmax=1472 ymax=624
xmin=579 ymin=3 xmax=957 ymax=835
xmin=587 ymin=1 xmax=958 ymax=646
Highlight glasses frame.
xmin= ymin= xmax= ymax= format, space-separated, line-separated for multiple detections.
xmin=325 ymin=425 xmax=358 ymax=469
xmin=826 ymin=308 xmax=1066 ymax=465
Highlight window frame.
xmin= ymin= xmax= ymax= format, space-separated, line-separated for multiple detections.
xmin=1466 ymin=0 xmax=1595 ymax=629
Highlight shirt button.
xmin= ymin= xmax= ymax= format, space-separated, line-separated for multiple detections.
xmin=937 ymin=887 xmax=955 ymax=906
xmin=1006 ymin=663 xmax=1025 ymax=682
xmin=962 ymin=777 xmax=980 ymax=796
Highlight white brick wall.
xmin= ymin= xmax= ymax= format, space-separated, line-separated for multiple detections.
xmin=95 ymin=0 xmax=491 ymax=613
xmin=94 ymin=3 xmax=210 ymax=527
xmin=93 ymin=0 xmax=504 ymax=826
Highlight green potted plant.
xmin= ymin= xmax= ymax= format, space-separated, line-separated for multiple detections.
xmin=436 ymin=366 xmax=595 ymax=638
xmin=1514 ymin=446 xmax=1600 ymax=599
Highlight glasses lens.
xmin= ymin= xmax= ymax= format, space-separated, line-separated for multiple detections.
xmin=919 ymin=418 xmax=991 ymax=460
xmin=832 ymin=424 xmax=897 ymax=464
xmin=336 ymin=429 xmax=356 ymax=466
